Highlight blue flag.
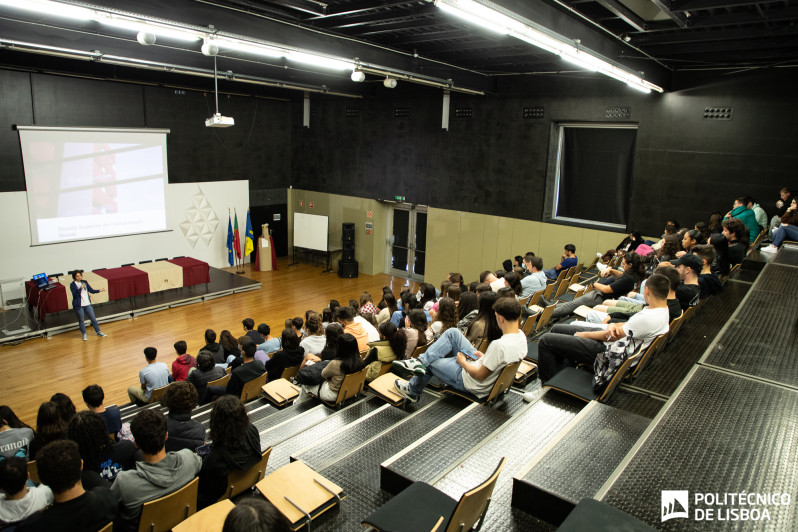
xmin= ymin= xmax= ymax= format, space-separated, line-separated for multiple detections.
xmin=245 ymin=209 xmax=254 ymax=256
xmin=226 ymin=213 xmax=234 ymax=266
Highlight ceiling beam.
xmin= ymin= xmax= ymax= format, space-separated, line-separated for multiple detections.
xmin=303 ymin=0 xmax=423 ymax=21
xmin=633 ymin=24 xmax=798 ymax=45
xmin=341 ymin=19 xmax=446 ymax=36
xmin=596 ymin=0 xmax=648 ymax=31
xmin=689 ymin=5 xmax=798 ymax=28
xmin=671 ymin=0 xmax=782 ymax=12
xmin=648 ymin=0 xmax=690 ymax=28
xmin=265 ymin=0 xmax=328 ymax=16
xmin=647 ymin=35 xmax=798 ymax=55
xmin=312 ymin=3 xmax=436 ymax=29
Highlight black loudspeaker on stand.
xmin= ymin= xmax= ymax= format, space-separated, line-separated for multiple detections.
xmin=339 ymin=222 xmax=358 ymax=278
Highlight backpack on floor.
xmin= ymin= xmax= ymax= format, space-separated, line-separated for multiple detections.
xmin=593 ymin=331 xmax=636 ymax=393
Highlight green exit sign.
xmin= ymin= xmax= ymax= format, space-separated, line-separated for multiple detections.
xmin=394 ymin=196 xmax=405 ymax=202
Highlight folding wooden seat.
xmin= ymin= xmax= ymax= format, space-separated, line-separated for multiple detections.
xmin=239 ymin=373 xmax=268 ymax=403
xmin=148 ymin=384 xmax=171 ymax=405
xmin=443 ymin=361 xmax=521 ymax=406
xmin=362 ymin=458 xmax=505 ymax=532
xmin=137 ymin=477 xmax=198 ymax=532
xmin=220 ymin=447 xmax=273 ymax=500
xmin=172 ymin=500 xmax=234 ymax=532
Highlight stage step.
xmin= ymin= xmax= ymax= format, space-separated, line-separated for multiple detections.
xmin=431 ymin=391 xmax=585 ymax=530
xmin=299 ymin=395 xmax=470 ymax=531
xmin=512 ymin=401 xmax=649 ymax=526
xmin=288 ymin=393 xmax=439 ymax=472
xmin=379 ymin=399 xmax=512 ymax=495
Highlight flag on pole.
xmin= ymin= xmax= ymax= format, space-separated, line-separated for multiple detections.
xmin=244 ymin=209 xmax=254 ymax=257
xmin=226 ymin=213 xmax=234 ymax=266
xmin=233 ymin=211 xmax=242 ymax=259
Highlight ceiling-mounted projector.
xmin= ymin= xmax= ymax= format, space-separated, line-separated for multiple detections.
xmin=205 ymin=113 xmax=235 ymax=128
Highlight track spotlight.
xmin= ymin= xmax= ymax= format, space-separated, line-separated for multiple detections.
xmin=136 ymin=31 xmax=156 ymax=46
xmin=383 ymin=77 xmax=397 ymax=88
xmin=201 ymin=39 xmax=219 ymax=56
xmin=351 ymin=70 xmax=366 ymax=82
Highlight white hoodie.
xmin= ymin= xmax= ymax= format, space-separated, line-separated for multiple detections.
xmin=0 ymin=485 xmax=54 ymax=525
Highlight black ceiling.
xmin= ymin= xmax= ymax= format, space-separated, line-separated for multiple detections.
xmin=2 ymin=0 xmax=797 ymax=96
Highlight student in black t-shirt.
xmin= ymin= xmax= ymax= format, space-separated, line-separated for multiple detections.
xmin=722 ymin=218 xmax=749 ymax=266
xmin=673 ymin=254 xmax=702 ymax=310
xmin=68 ymin=412 xmax=136 ymax=489
xmin=548 ymin=252 xmax=645 ymax=319
xmin=16 ymin=440 xmax=116 ymax=532
xmin=202 ymin=339 xmax=266 ymax=403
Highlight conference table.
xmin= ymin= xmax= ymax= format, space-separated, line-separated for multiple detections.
xmin=25 ymin=258 xmax=210 ymax=320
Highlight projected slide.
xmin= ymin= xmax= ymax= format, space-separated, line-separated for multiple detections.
xmin=18 ymin=127 xmax=169 ymax=245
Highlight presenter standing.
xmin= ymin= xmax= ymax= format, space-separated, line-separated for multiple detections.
xmin=70 ymin=270 xmax=107 ymax=341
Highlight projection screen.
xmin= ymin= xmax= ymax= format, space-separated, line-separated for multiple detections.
xmin=18 ymin=126 xmax=170 ymax=246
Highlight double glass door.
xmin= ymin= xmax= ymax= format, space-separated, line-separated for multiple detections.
xmin=388 ymin=205 xmax=427 ymax=281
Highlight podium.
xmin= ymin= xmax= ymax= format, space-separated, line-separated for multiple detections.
xmin=258 ymin=236 xmax=273 ymax=271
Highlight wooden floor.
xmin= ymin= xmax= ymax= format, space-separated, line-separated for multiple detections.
xmin=0 ymin=258 xmax=419 ymax=427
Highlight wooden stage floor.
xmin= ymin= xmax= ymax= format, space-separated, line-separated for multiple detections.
xmin=0 ymin=259 xmax=418 ymax=426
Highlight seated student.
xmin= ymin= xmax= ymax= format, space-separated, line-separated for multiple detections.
xmin=321 ymin=307 xmax=334 ymax=329
xmin=0 ymin=457 xmax=53 ymax=526
xmin=709 ymin=233 xmax=731 ymax=276
xmin=429 ymin=297 xmax=457 ymax=341
xmin=16 ymin=440 xmax=116 ymax=532
xmin=50 ymin=393 xmax=76 ymax=425
xmin=0 ymin=406 xmax=34 ymax=460
xmin=170 ymin=340 xmax=196 ymax=382
xmin=336 ymin=306 xmax=369 ymax=352
xmin=301 ymin=334 xmax=366 ymax=401
xmin=592 ymin=267 xmax=682 ymax=324
xmin=446 ymin=285 xmax=462 ymax=305
xmin=404 ymin=309 xmax=432 ymax=356
xmin=243 ymin=318 xmax=265 ymax=345
xmin=392 ymin=298 xmax=527 ymax=402
xmin=265 ymin=329 xmax=304 ymax=382
xmin=299 ymin=314 xmax=326 ymax=356
xmin=656 ymin=234 xmax=682 ymax=263
xmin=725 ymin=197 xmax=761 ymax=243
xmin=672 ymin=254 xmax=702 ymax=309
xmin=359 ymin=291 xmax=378 ymax=316
xmin=376 ymin=293 xmax=398 ymax=326
xmin=197 ymin=396 xmax=262 ymax=508
xmin=762 ymin=197 xmax=798 ymax=253
xmin=545 ymin=252 xmax=646 ymax=319
xmin=536 ymin=274 xmax=671 ymax=383
xmin=299 ymin=323 xmax=343 ymax=371
xmin=226 ymin=340 xmax=267 ymax=395
xmin=219 ymin=330 xmax=241 ymax=362
xmin=489 ymin=270 xmax=507 ymax=292
xmin=675 ymin=229 xmax=703 ymax=259
xmin=127 ymin=347 xmax=170 ymax=406
xmin=222 ymin=496 xmax=291 ymax=532
xmin=28 ymin=402 xmax=67 ymax=461
xmin=520 ymin=255 xmax=547 ymax=298
xmin=768 ymin=187 xmax=794 ymax=234
xmin=745 ymin=196 xmax=768 ymax=232
xmin=615 ymin=231 xmax=643 ymax=255
xmin=390 ymin=291 xmax=415 ymax=328
xmin=364 ymin=322 xmax=407 ymax=382
xmin=544 ymin=244 xmax=578 ymax=280
xmin=199 ymin=329 xmax=226 ymax=364
xmin=693 ymin=245 xmax=723 ymax=298
xmin=111 ymin=409 xmax=202 ymax=532
xmin=163 ymin=382 xmax=205 ymax=453
xmin=418 ymin=284 xmax=437 ymax=312
xmin=68 ymin=412 xmax=136 ymax=489
xmin=290 ymin=317 xmax=305 ymax=340
xmin=722 ymin=218 xmax=749 ymax=265
xmin=456 ymin=291 xmax=479 ymax=332
xmin=82 ymin=384 xmax=122 ymax=437
xmin=256 ymin=323 xmax=281 ymax=354
xmin=465 ymin=291 xmax=501 ymax=348
xmin=187 ymin=352 xmax=225 ymax=404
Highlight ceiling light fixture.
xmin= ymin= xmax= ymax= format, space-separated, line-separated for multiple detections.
xmin=0 ymin=0 xmax=93 ymax=20
xmin=351 ymin=70 xmax=366 ymax=82
xmin=384 ymin=77 xmax=397 ymax=88
xmin=435 ymin=0 xmax=663 ymax=93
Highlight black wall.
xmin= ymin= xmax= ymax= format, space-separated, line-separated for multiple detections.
xmin=3 ymin=66 xmax=796 ymax=241
xmin=0 ymin=70 xmax=291 ymax=196
xmin=291 ymin=69 xmax=798 ymax=236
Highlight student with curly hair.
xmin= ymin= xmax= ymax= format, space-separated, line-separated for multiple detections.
xmin=67 ymin=411 xmax=135 ymax=488
xmin=15 ymin=440 xmax=116 ymax=532
xmin=164 ymin=382 xmax=205 ymax=452
xmin=198 ymin=396 xmax=262 ymax=508
xmin=429 ymin=297 xmax=457 ymax=341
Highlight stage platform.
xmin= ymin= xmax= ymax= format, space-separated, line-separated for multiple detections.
xmin=0 ymin=267 xmax=260 ymax=345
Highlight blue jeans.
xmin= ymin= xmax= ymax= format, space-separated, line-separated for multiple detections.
xmin=772 ymin=224 xmax=798 ymax=247
xmin=75 ymin=304 xmax=100 ymax=335
xmin=543 ymin=268 xmax=558 ymax=280
xmin=408 ymin=328 xmax=474 ymax=396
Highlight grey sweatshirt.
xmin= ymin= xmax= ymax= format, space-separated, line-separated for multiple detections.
xmin=110 ymin=448 xmax=201 ymax=532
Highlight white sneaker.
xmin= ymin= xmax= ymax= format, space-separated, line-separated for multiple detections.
xmin=82 ymin=334 xmax=88 ymax=341
xmin=97 ymin=332 xmax=107 ymax=337
xmin=523 ymin=389 xmax=545 ymax=403
xmin=760 ymin=245 xmax=778 ymax=254
xmin=393 ymin=380 xmax=419 ymax=403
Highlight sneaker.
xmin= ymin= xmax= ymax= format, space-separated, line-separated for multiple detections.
xmin=523 ymin=389 xmax=545 ymax=403
xmin=391 ymin=358 xmax=427 ymax=377
xmin=97 ymin=332 xmax=107 ymax=337
xmin=393 ymin=380 xmax=419 ymax=403
xmin=82 ymin=334 xmax=88 ymax=341
xmin=760 ymin=245 xmax=778 ymax=254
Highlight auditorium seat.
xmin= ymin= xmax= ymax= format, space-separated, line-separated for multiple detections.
xmin=220 ymin=448 xmax=272 ymax=501
xmin=443 ymin=360 xmax=520 ymax=405
xmin=137 ymin=477 xmax=198 ymax=532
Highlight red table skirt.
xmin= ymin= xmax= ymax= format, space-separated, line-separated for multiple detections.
xmin=25 ymin=281 xmax=69 ymax=319
xmin=94 ymin=266 xmax=150 ymax=300
xmin=168 ymin=257 xmax=210 ymax=286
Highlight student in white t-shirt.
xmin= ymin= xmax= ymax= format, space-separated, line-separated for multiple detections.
xmin=393 ymin=298 xmax=527 ymax=402
xmin=0 ymin=457 xmax=54 ymax=526
xmin=537 ymin=273 xmax=671 ymax=383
